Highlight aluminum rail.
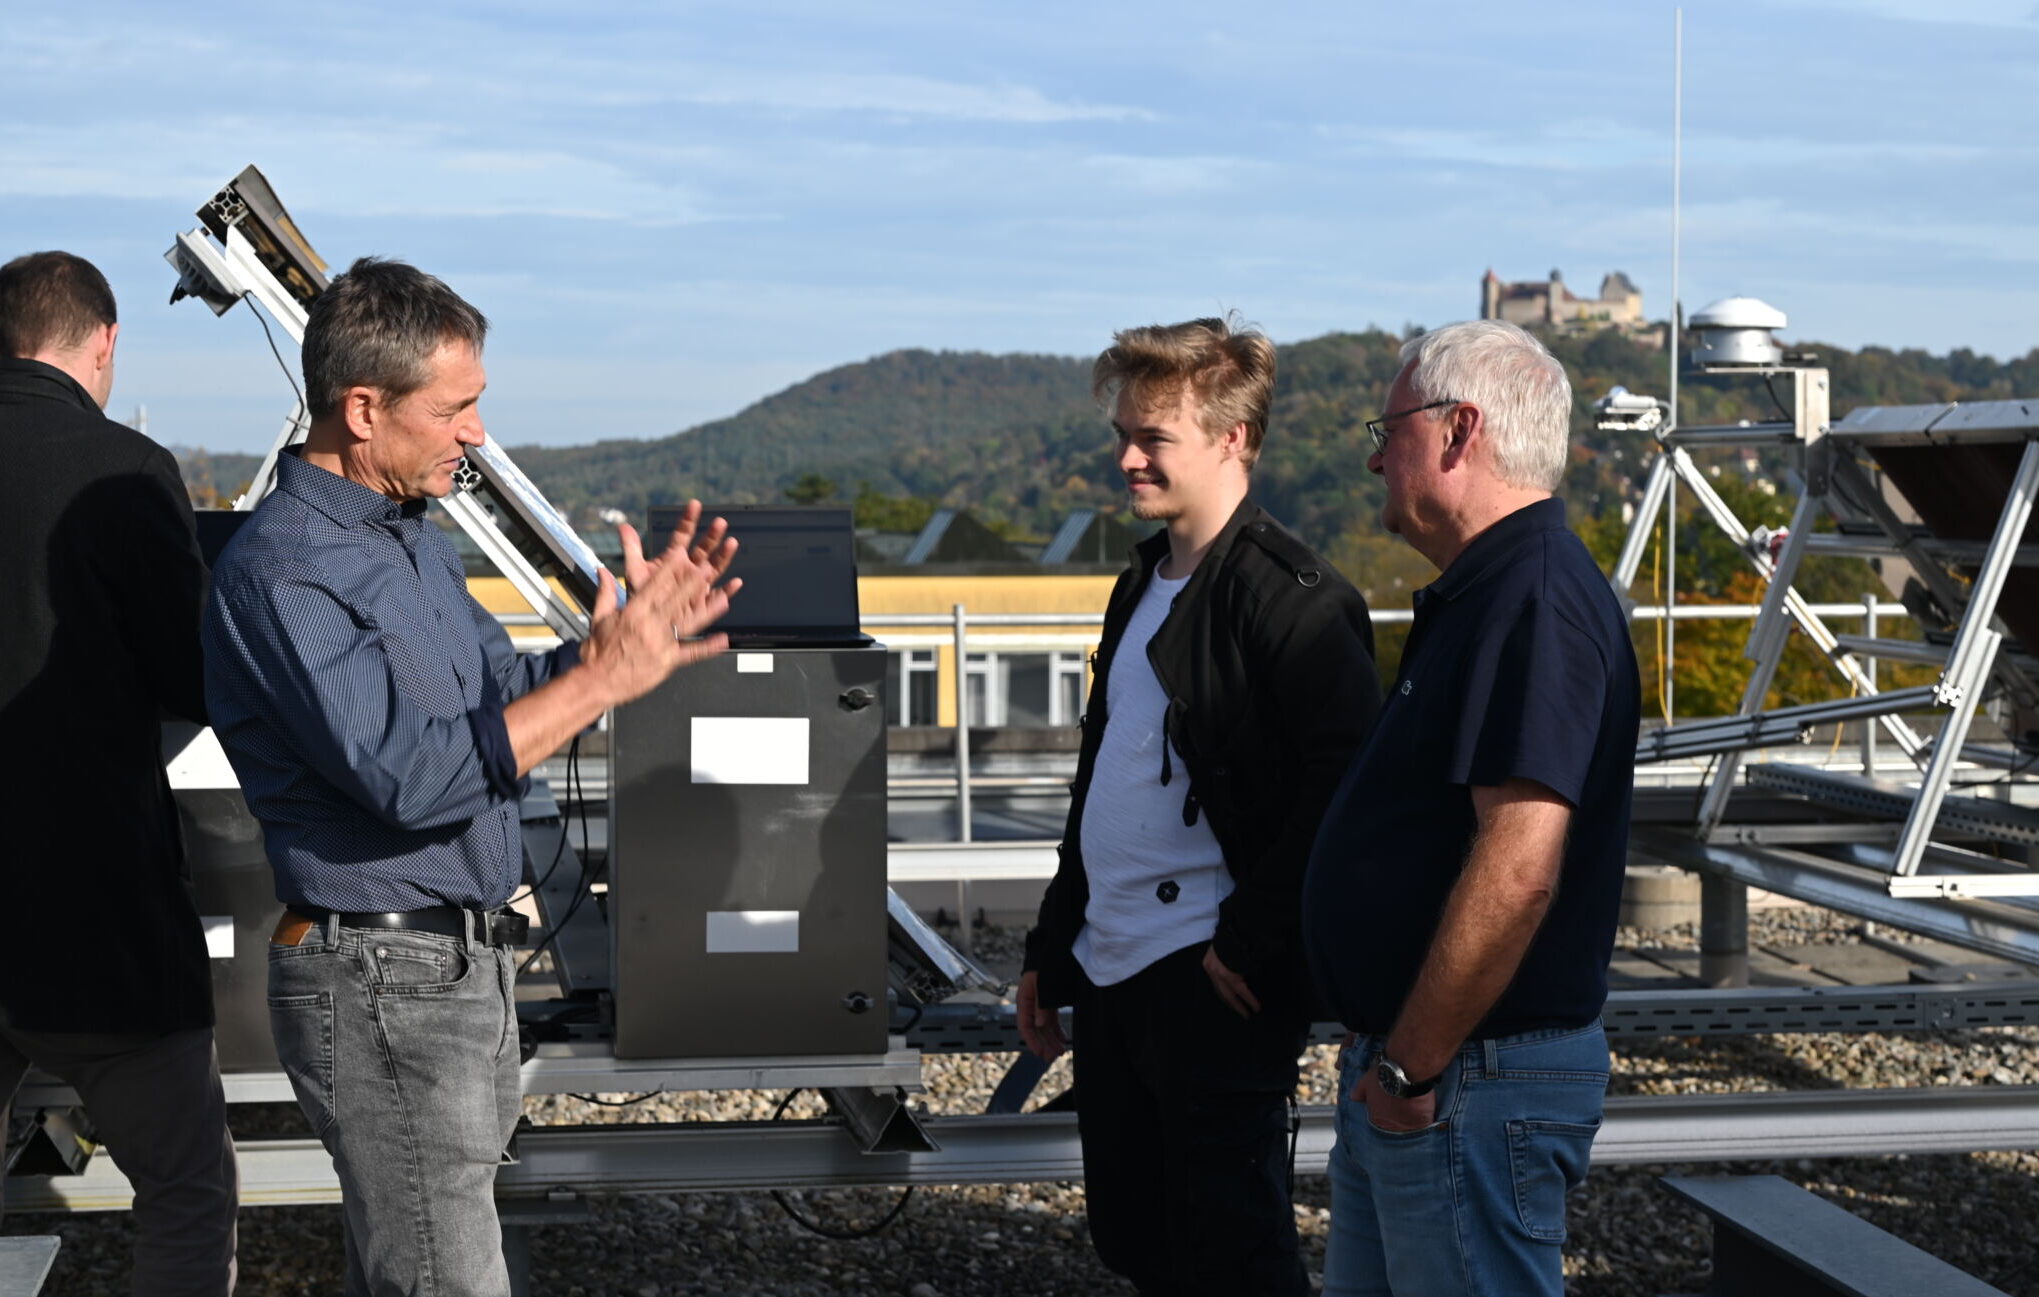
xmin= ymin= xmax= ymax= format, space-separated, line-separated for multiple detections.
xmin=493 ymin=601 xmax=1895 ymax=631
xmin=1633 ymin=828 xmax=2039 ymax=965
xmin=27 ymin=979 xmax=2039 ymax=1113
xmin=19 ymin=1086 xmax=2039 ymax=1210
xmin=1748 ymin=763 xmax=2039 ymax=848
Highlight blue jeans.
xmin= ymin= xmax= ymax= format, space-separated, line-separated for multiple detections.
xmin=1324 ymin=1022 xmax=1607 ymax=1297
xmin=269 ymin=913 xmax=522 ymax=1297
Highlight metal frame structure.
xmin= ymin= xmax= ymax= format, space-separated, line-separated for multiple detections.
xmin=165 ymin=168 xmax=589 ymax=637
xmin=1611 ymin=358 xmax=2039 ymax=985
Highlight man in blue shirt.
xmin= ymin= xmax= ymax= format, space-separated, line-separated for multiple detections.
xmin=1302 ymin=320 xmax=1640 ymax=1296
xmin=205 ymin=258 xmax=739 ymax=1296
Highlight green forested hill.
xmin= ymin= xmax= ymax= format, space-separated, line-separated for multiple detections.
xmin=173 ymin=328 xmax=2038 ymax=604
xmin=500 ymin=329 xmax=2038 ymax=593
xmin=508 ymin=348 xmax=1107 ymax=525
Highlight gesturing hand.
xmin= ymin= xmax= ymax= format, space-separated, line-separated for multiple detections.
xmin=579 ymin=504 xmax=742 ymax=706
xmin=619 ymin=501 xmax=737 ymax=603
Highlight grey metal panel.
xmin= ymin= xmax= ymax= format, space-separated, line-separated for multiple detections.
xmin=1832 ymin=400 xmax=2036 ymax=446
xmin=1932 ymin=400 xmax=2039 ymax=440
xmin=610 ymin=648 xmax=890 ymax=1059
xmin=901 ymin=510 xmax=956 ymax=565
xmin=1664 ymin=1174 xmax=2013 ymax=1297
xmin=1832 ymin=402 xmax=1957 ymax=437
xmin=0 ymin=1236 xmax=60 ymax=1294
xmin=178 ymin=788 xmax=281 ymax=1072
xmin=1038 ymin=510 xmax=1097 ymax=564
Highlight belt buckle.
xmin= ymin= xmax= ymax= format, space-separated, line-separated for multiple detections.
xmin=485 ymin=909 xmax=530 ymax=948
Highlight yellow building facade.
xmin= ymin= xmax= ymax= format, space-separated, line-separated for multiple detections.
xmin=469 ymin=570 xmax=1119 ymax=728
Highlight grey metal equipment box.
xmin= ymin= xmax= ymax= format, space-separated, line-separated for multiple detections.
xmin=178 ymin=784 xmax=281 ymax=1072
xmin=609 ymin=646 xmax=889 ymax=1059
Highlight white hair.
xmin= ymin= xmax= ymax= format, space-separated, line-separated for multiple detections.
xmin=1398 ymin=320 xmax=1571 ymax=491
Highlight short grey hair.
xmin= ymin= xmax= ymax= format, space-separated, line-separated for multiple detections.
xmin=302 ymin=256 xmax=488 ymax=419
xmin=1398 ymin=320 xmax=1571 ymax=491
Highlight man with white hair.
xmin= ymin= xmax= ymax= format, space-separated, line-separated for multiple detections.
xmin=1302 ymin=320 xmax=1640 ymax=1296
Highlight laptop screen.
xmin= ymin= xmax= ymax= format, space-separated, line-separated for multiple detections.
xmin=649 ymin=505 xmax=864 ymax=642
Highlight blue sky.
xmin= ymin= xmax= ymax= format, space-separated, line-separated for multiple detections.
xmin=4 ymin=0 xmax=2035 ymax=454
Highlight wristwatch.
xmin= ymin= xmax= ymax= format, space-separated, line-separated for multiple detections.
xmin=1375 ymin=1056 xmax=1440 ymax=1100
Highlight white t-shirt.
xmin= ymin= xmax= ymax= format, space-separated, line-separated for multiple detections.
xmin=1073 ymin=568 xmax=1232 ymax=986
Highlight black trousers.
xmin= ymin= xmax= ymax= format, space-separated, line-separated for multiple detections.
xmin=1072 ymin=942 xmax=1310 ymax=1297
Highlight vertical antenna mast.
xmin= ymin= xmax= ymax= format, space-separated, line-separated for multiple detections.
xmin=1665 ymin=7 xmax=1684 ymax=725
xmin=1670 ymin=7 xmax=1683 ymax=424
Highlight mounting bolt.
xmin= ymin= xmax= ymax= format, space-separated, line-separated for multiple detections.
xmin=842 ymin=991 xmax=874 ymax=1014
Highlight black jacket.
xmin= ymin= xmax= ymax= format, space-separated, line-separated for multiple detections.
xmin=1024 ymin=498 xmax=1381 ymax=1010
xmin=0 ymin=358 xmax=214 ymax=1032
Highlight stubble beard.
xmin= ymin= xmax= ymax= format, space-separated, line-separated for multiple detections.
xmin=1127 ymin=478 xmax=1178 ymax=522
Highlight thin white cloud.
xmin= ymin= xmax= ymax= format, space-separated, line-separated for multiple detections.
xmin=655 ymin=70 xmax=1155 ymax=124
xmin=1770 ymin=0 xmax=2038 ymax=26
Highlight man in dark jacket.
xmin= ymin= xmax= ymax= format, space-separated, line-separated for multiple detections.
xmin=0 ymin=251 xmax=237 ymax=1293
xmin=1017 ymin=315 xmax=1380 ymax=1296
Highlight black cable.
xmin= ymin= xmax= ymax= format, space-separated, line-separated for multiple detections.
xmin=767 ymin=1090 xmax=917 ymax=1239
xmin=243 ymin=291 xmax=306 ymax=414
xmin=517 ymin=736 xmax=598 ymax=975
xmin=1950 ymin=744 xmax=2039 ymax=787
xmin=1762 ymin=372 xmax=1793 ymax=423
xmin=510 ymin=734 xmax=579 ymax=905
xmin=567 ymin=1091 xmax=665 ymax=1107
xmin=576 ymin=721 xmax=593 ymax=878
xmin=518 ymin=849 xmax=594 ymax=975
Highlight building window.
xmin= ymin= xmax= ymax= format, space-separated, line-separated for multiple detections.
xmin=964 ymin=652 xmax=1004 ymax=727
xmin=888 ymin=649 xmax=939 ymax=726
xmin=1005 ymin=654 xmax=1051 ymax=727
xmin=1051 ymin=651 xmax=1087 ymax=727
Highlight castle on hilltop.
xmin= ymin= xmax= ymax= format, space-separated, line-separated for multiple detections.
xmin=1480 ymin=268 xmax=1659 ymax=344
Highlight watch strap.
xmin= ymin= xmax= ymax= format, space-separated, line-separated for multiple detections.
xmin=1376 ymin=1056 xmax=1440 ymax=1099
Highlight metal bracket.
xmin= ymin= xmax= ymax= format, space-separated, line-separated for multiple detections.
xmin=822 ymin=1087 xmax=940 ymax=1155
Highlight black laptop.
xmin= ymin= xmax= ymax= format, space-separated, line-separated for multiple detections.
xmin=646 ymin=505 xmax=871 ymax=649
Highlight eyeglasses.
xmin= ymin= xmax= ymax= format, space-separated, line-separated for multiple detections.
xmin=1365 ymin=399 xmax=1458 ymax=454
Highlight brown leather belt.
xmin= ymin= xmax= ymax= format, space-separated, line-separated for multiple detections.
xmin=270 ymin=905 xmax=528 ymax=948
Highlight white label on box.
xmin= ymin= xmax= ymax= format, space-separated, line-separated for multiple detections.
xmin=165 ymin=724 xmax=241 ymax=790
xmin=705 ymin=910 xmax=800 ymax=953
xmin=736 ymin=654 xmax=774 ymax=674
xmin=203 ymin=916 xmax=234 ymax=959
xmin=690 ymin=717 xmax=809 ymax=784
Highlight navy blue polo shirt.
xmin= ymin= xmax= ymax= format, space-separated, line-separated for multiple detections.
xmin=1302 ymin=497 xmax=1640 ymax=1038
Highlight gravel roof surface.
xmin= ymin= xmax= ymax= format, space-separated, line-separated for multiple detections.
xmin=11 ymin=907 xmax=2039 ymax=1296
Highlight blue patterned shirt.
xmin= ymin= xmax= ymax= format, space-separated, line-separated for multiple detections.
xmin=203 ymin=450 xmax=580 ymax=911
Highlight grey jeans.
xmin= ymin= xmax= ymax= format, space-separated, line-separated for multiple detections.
xmin=269 ymin=913 xmax=521 ymax=1297
xmin=0 ymin=1024 xmax=238 ymax=1295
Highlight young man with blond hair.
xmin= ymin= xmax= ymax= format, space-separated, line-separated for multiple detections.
xmin=1018 ymin=315 xmax=1380 ymax=1296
